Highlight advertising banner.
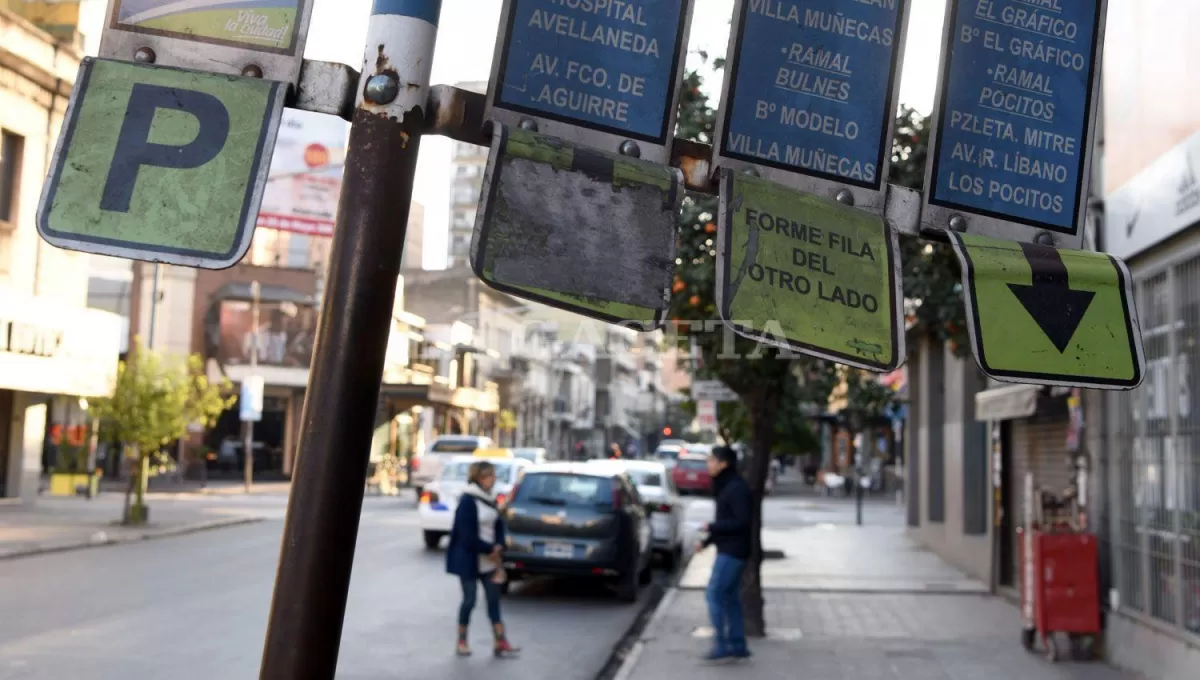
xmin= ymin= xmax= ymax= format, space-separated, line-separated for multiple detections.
xmin=112 ymin=0 xmax=304 ymax=52
xmin=256 ymin=109 xmax=349 ymax=238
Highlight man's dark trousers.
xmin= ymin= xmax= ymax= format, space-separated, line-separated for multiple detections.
xmin=706 ymin=552 xmax=748 ymax=656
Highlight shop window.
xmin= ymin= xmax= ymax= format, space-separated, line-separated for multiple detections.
xmin=1111 ymin=263 xmax=1200 ymax=634
xmin=0 ymin=130 xmax=22 ymax=225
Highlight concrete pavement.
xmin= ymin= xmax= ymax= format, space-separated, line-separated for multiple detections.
xmin=618 ymin=497 xmax=1134 ymax=680
xmin=0 ymin=495 xmax=266 ymax=560
xmin=0 ymin=492 xmax=705 ymax=679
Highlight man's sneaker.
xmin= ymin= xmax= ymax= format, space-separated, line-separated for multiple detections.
xmin=729 ymin=648 xmax=752 ymax=660
xmin=701 ymin=649 xmax=732 ymax=664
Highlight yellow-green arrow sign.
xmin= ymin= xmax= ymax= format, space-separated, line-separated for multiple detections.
xmin=38 ymin=58 xmax=286 ymax=268
xmin=717 ymin=170 xmax=904 ymax=371
xmin=948 ymin=232 xmax=1145 ymax=390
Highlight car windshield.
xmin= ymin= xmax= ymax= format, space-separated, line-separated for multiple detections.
xmin=677 ymin=458 xmax=707 ymax=471
xmin=654 ymin=446 xmax=681 ymax=459
xmin=430 ymin=439 xmax=484 ymax=454
xmin=442 ymin=461 xmax=514 ymax=483
xmin=513 ymin=473 xmax=614 ymax=507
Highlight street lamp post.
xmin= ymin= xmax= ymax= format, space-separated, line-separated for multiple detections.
xmin=243 ymin=281 xmax=261 ymax=492
xmin=844 ymin=409 xmax=866 ymax=527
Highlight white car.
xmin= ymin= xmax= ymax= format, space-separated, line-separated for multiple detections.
xmin=410 ymin=435 xmax=495 ymax=495
xmin=511 ymin=447 xmax=547 ymax=464
xmin=588 ymin=459 xmax=684 ymax=568
xmin=419 ymin=455 xmax=528 ymax=549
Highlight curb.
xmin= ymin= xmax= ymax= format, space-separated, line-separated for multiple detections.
xmin=0 ymin=516 xmax=265 ymax=561
xmin=612 ymin=586 xmax=679 ymax=680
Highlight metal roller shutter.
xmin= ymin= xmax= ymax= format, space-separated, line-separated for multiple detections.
xmin=1010 ymin=417 xmax=1071 ymax=585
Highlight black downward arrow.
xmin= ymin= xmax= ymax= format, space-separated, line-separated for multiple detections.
xmin=1006 ymin=242 xmax=1096 ymax=353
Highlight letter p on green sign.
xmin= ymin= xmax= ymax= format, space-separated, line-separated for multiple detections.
xmin=38 ymin=58 xmax=286 ymax=268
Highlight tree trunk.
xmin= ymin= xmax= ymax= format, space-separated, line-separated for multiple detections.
xmin=124 ymin=449 xmax=150 ymax=525
xmin=741 ymin=386 xmax=781 ymax=638
xmin=122 ymin=445 xmax=135 ymax=523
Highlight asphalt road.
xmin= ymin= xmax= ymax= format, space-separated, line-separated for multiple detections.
xmin=0 ymin=492 xmax=717 ymax=680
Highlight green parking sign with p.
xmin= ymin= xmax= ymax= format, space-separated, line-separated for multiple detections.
xmin=38 ymin=58 xmax=286 ymax=268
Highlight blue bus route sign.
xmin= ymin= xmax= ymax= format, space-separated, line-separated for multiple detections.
xmin=490 ymin=0 xmax=690 ymax=145
xmin=926 ymin=0 xmax=1105 ymax=240
xmin=717 ymin=0 xmax=908 ymax=193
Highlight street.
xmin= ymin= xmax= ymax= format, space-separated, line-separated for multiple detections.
xmin=0 ymin=492 xmax=718 ymax=680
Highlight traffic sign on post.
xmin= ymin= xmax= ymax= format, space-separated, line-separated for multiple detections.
xmin=947 ymin=232 xmax=1145 ymax=389
xmin=691 ymin=379 xmax=738 ymax=403
xmin=99 ymin=0 xmax=315 ymax=85
xmin=486 ymin=0 xmax=694 ymax=163
xmin=717 ymin=170 xmax=904 ymax=372
xmin=922 ymin=0 xmax=1107 ymax=248
xmin=697 ymin=400 xmax=718 ymax=433
xmin=713 ymin=0 xmax=911 ymax=210
xmin=38 ymin=59 xmax=286 ymax=268
xmin=471 ymin=124 xmax=683 ymax=329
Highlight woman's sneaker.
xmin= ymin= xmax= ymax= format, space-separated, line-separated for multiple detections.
xmin=493 ymin=640 xmax=521 ymax=658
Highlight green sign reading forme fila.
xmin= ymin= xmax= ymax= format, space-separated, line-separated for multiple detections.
xmin=717 ymin=170 xmax=905 ymax=371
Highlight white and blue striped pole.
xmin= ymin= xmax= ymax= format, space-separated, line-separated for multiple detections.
xmin=260 ymin=3 xmax=442 ymax=678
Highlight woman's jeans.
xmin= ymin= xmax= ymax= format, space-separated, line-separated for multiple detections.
xmin=705 ymin=553 xmax=748 ymax=655
xmin=459 ymin=572 xmax=502 ymax=627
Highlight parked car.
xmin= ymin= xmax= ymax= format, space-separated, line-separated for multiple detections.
xmin=672 ymin=454 xmax=712 ymax=495
xmin=418 ymin=455 xmax=529 ymax=549
xmin=587 ymin=459 xmax=684 ymax=568
xmin=501 ymin=463 xmax=653 ymax=602
xmin=685 ymin=443 xmax=714 ymax=458
xmin=410 ymin=435 xmax=495 ymax=496
xmin=653 ymin=444 xmax=684 ymax=467
xmin=511 ymin=447 xmax=548 ymax=464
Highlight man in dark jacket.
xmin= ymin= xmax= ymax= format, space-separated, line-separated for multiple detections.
xmin=697 ymin=445 xmax=753 ymax=661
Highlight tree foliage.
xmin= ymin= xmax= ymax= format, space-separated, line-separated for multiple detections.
xmin=89 ymin=340 xmax=234 ymax=523
xmin=669 ymin=62 xmax=838 ymax=636
xmin=91 ymin=343 xmax=232 ymax=454
xmin=891 ymin=106 xmax=969 ymax=355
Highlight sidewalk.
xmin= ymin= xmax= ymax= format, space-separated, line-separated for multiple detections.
xmin=619 ymin=505 xmax=1133 ymax=680
xmin=0 ymin=495 xmax=263 ymax=560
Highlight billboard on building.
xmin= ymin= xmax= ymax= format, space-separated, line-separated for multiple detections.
xmin=256 ymin=109 xmax=348 ymax=237
xmin=217 ymin=300 xmax=317 ymax=367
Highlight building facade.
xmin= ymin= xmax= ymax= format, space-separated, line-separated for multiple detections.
xmin=447 ymin=81 xmax=488 ymax=269
xmin=0 ymin=6 xmax=121 ymax=501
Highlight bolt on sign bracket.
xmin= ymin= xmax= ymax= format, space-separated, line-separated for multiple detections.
xmin=470 ymin=123 xmax=684 ymax=330
xmin=98 ymin=0 xmax=316 ymax=86
xmin=716 ymin=169 xmax=906 ymax=372
xmin=37 ymin=58 xmax=287 ymax=269
xmin=947 ymin=231 xmax=1145 ymax=390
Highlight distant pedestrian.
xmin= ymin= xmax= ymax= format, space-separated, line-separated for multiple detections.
xmin=696 ymin=445 xmax=752 ymax=662
xmin=609 ymin=443 xmax=623 ymax=460
xmin=445 ymin=461 xmax=520 ymax=658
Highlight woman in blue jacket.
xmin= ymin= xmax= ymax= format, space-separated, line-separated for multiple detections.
xmin=446 ymin=461 xmax=519 ymax=658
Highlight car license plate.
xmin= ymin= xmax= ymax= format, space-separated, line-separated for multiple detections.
xmin=688 ymin=473 xmax=698 ymax=481
xmin=543 ymin=542 xmax=574 ymax=559
xmin=651 ymin=515 xmax=671 ymax=539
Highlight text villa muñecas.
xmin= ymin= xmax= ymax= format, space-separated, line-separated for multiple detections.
xmin=742 ymin=209 xmax=880 ymax=312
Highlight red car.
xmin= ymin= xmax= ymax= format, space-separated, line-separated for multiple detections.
xmin=672 ymin=455 xmax=712 ymax=495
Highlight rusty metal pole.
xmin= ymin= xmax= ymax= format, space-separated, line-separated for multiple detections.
xmin=259 ymin=3 xmax=442 ymax=678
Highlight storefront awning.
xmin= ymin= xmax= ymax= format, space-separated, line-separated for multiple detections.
xmin=975 ymin=384 xmax=1040 ymax=421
